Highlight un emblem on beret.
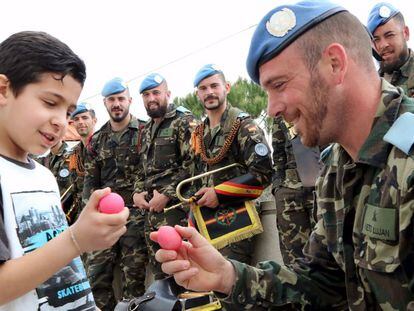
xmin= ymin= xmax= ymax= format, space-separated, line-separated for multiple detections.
xmin=266 ymin=8 xmax=296 ymax=38
xmin=154 ymin=74 xmax=163 ymax=84
xmin=211 ymin=64 xmax=221 ymax=72
xmin=379 ymin=5 xmax=391 ymax=18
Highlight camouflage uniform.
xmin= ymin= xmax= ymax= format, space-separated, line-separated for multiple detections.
xmin=37 ymin=141 xmax=72 ymax=195
xmin=133 ymin=105 xmax=196 ymax=280
xmin=271 ymin=117 xmax=317 ymax=265
xmin=194 ymin=104 xmax=273 ymax=265
xmin=221 ymin=80 xmax=414 ymax=310
xmin=66 ymin=141 xmax=88 ymax=224
xmin=82 ymin=115 xmax=147 ymax=310
xmin=37 ymin=141 xmax=75 ymax=217
xmin=380 ymin=49 xmax=414 ymax=97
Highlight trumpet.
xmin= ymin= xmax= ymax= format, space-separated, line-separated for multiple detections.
xmin=164 ymin=163 xmax=242 ymax=212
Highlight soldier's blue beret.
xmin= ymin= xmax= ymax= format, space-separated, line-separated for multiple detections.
xmin=101 ymin=77 xmax=127 ymax=97
xmin=246 ymin=0 xmax=346 ymax=84
xmin=367 ymin=2 xmax=399 ymax=35
xmin=71 ymin=102 xmax=90 ymax=118
xmin=193 ymin=64 xmax=223 ymax=87
xmin=139 ymin=73 xmax=165 ymax=94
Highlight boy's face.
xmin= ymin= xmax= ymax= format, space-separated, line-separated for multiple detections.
xmin=0 ymin=73 xmax=82 ymax=162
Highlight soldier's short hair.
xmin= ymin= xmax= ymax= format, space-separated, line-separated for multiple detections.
xmin=295 ymin=12 xmax=374 ymax=73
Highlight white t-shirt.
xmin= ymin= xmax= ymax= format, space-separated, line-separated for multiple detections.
xmin=0 ymin=155 xmax=95 ymax=310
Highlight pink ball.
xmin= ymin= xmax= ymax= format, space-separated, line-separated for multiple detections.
xmin=98 ymin=193 xmax=125 ymax=214
xmin=157 ymin=226 xmax=182 ymax=250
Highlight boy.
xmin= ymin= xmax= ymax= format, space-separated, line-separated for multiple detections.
xmin=0 ymin=31 xmax=129 ymax=310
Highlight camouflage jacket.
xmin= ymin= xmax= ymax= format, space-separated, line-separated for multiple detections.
xmin=380 ymin=49 xmax=414 ymax=97
xmin=194 ymin=104 xmax=272 ymax=189
xmin=83 ymin=115 xmax=145 ymax=205
xmin=66 ymin=141 xmax=88 ymax=220
xmin=37 ymin=141 xmax=73 ymax=196
xmin=271 ymin=116 xmax=303 ymax=190
xmin=223 ymin=80 xmax=414 ymax=310
xmin=133 ymin=105 xmax=197 ymax=203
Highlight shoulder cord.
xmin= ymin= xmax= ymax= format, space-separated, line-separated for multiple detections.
xmin=195 ymin=118 xmax=241 ymax=166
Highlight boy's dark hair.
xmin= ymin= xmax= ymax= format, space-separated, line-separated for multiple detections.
xmin=0 ymin=31 xmax=86 ymax=96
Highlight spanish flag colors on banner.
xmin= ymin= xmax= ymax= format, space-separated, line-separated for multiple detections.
xmin=189 ymin=173 xmax=264 ymax=249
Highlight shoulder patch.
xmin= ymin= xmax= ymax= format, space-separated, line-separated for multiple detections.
xmin=383 ymin=112 xmax=414 ymax=155
xmin=254 ymin=143 xmax=269 ymax=156
xmin=237 ymin=112 xmax=250 ymax=119
xmin=138 ymin=118 xmax=148 ymax=124
xmin=320 ymin=144 xmax=334 ymax=162
xmin=176 ymin=105 xmax=191 ymax=115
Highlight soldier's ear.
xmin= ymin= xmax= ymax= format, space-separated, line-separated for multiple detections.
xmin=225 ymin=81 xmax=231 ymax=94
xmin=403 ymin=25 xmax=409 ymax=41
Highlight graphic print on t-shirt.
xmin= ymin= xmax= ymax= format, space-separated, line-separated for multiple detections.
xmin=12 ymin=190 xmax=95 ymax=310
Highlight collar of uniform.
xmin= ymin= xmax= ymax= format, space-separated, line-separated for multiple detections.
xmin=398 ymin=49 xmax=414 ymax=79
xmin=56 ymin=141 xmax=69 ymax=156
xmin=356 ymin=79 xmax=403 ymax=167
xmin=204 ymin=103 xmax=232 ymax=129
xmin=128 ymin=115 xmax=140 ymax=129
xmin=101 ymin=114 xmax=139 ymax=133
xmin=164 ymin=103 xmax=178 ymax=119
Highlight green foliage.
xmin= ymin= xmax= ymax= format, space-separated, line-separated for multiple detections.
xmin=228 ymin=77 xmax=267 ymax=118
xmin=173 ymin=77 xmax=268 ymax=121
xmin=173 ymin=92 xmax=204 ymax=118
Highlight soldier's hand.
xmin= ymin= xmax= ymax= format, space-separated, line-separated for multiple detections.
xmin=133 ymin=191 xmax=150 ymax=210
xmin=71 ymin=187 xmax=129 ymax=253
xmin=149 ymin=190 xmax=170 ymax=213
xmin=195 ymin=187 xmax=219 ymax=208
xmin=151 ymin=225 xmax=235 ymax=294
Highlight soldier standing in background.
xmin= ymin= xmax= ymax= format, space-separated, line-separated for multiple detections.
xmin=65 ymin=102 xmax=97 ymax=224
xmin=133 ymin=73 xmax=197 ymax=281
xmin=272 ymin=116 xmax=321 ymax=265
xmin=37 ymin=138 xmax=73 ymax=215
xmin=192 ymin=64 xmax=273 ymax=266
xmin=82 ymin=77 xmax=147 ymax=310
xmin=368 ymin=2 xmax=414 ymax=97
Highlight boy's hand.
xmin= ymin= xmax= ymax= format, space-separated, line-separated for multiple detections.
xmin=151 ymin=225 xmax=235 ymax=294
xmin=71 ymin=187 xmax=129 ymax=253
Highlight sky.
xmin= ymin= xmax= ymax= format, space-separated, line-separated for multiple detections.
xmin=1 ymin=0 xmax=413 ymax=129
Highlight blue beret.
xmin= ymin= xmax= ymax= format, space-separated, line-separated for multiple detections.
xmin=367 ymin=2 xmax=399 ymax=35
xmin=101 ymin=77 xmax=127 ymax=97
xmin=193 ymin=64 xmax=223 ymax=87
xmin=246 ymin=0 xmax=346 ymax=84
xmin=139 ymin=73 xmax=165 ymax=93
xmin=71 ymin=102 xmax=90 ymax=119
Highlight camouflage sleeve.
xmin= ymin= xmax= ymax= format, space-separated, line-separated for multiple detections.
xmin=224 ymin=257 xmax=347 ymax=309
xmin=133 ymin=153 xmax=145 ymax=195
xmin=237 ymin=117 xmax=273 ymax=188
xmin=271 ymin=117 xmax=287 ymax=192
xmin=81 ymin=138 xmax=101 ymax=205
xmin=158 ymin=115 xmax=197 ymax=200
